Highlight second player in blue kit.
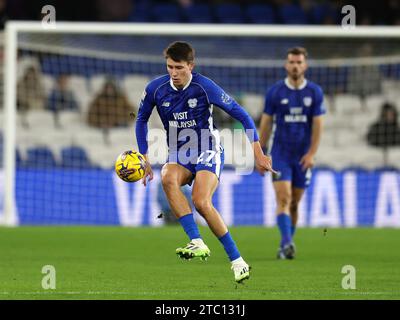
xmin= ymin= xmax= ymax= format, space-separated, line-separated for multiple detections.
xmin=259 ymin=47 xmax=326 ymax=259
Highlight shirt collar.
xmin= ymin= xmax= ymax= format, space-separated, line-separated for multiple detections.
xmin=170 ymin=73 xmax=193 ymax=91
xmin=284 ymin=77 xmax=307 ymax=90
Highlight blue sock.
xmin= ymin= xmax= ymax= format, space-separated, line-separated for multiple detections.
xmin=178 ymin=213 xmax=201 ymax=240
xmin=277 ymin=213 xmax=292 ymax=247
xmin=291 ymin=225 xmax=296 ymax=237
xmin=218 ymin=231 xmax=241 ymax=262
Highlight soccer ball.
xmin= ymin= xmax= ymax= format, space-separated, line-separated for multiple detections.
xmin=115 ymin=150 xmax=147 ymax=183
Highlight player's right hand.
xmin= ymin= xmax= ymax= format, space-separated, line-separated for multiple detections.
xmin=142 ymin=161 xmax=154 ymax=187
xmin=255 ymin=154 xmax=278 ymax=176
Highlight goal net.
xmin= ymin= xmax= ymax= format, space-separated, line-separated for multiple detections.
xmin=1 ymin=23 xmax=400 ymax=227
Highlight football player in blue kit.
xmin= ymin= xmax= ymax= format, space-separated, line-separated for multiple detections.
xmin=136 ymin=41 xmax=276 ymax=282
xmin=259 ymin=47 xmax=325 ymax=260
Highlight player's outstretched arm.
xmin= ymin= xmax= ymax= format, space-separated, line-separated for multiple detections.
xmin=141 ymin=154 xmax=154 ymax=187
xmin=253 ymin=141 xmax=277 ymax=176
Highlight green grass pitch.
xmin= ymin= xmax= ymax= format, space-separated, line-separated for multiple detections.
xmin=1 ymin=226 xmax=399 ymax=300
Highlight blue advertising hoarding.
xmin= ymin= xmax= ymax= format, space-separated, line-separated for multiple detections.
xmin=5 ymin=168 xmax=399 ymax=227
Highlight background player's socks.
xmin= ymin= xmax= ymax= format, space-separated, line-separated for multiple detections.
xmin=179 ymin=213 xmax=201 ymax=240
xmin=291 ymin=225 xmax=296 ymax=237
xmin=218 ymin=231 xmax=240 ymax=261
xmin=277 ymin=213 xmax=292 ymax=247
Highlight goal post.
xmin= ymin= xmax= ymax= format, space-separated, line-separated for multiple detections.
xmin=2 ymin=21 xmax=400 ymax=227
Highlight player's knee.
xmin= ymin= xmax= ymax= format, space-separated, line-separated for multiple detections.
xmin=192 ymin=195 xmax=212 ymax=214
xmin=277 ymin=193 xmax=291 ymax=208
xmin=290 ymin=201 xmax=299 ymax=213
xmin=161 ymin=174 xmax=179 ymax=191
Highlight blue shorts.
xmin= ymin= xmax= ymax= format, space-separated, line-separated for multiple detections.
xmin=167 ymin=147 xmax=224 ymax=183
xmin=271 ymin=156 xmax=312 ymax=189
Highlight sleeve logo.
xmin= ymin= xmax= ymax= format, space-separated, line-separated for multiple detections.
xmin=140 ymin=90 xmax=147 ymax=102
xmin=221 ymin=93 xmax=232 ymax=104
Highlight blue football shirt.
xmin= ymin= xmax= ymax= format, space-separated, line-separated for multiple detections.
xmin=263 ymin=78 xmax=326 ymax=157
xmin=136 ymin=72 xmax=258 ymax=155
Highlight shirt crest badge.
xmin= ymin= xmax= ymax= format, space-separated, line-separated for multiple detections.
xmin=303 ymin=97 xmax=312 ymax=107
xmin=188 ymin=98 xmax=198 ymax=108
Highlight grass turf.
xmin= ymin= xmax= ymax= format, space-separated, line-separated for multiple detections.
xmin=0 ymin=226 xmax=399 ymax=300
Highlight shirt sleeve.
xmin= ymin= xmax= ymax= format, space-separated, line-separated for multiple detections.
xmin=313 ymin=85 xmax=326 ymax=116
xmin=263 ymin=86 xmax=276 ymax=115
xmin=205 ymin=80 xmax=259 ymax=143
xmin=135 ymin=85 xmax=155 ymax=154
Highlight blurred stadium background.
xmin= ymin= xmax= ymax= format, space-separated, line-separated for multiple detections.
xmin=0 ymin=1 xmax=399 ymax=227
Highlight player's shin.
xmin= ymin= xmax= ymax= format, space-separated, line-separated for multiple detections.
xmin=218 ymin=231 xmax=241 ymax=262
xmin=178 ymin=213 xmax=201 ymax=241
xmin=277 ymin=213 xmax=292 ymax=247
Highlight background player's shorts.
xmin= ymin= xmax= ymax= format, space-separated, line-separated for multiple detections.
xmin=271 ymin=157 xmax=312 ymax=189
xmin=167 ymin=147 xmax=224 ymax=183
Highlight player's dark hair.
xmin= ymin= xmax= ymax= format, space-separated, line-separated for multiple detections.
xmin=164 ymin=41 xmax=195 ymax=63
xmin=287 ymin=47 xmax=308 ymax=58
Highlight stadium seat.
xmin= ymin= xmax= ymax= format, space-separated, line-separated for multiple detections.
xmin=354 ymin=146 xmax=387 ymax=169
xmin=245 ymin=4 xmax=276 ymax=24
xmin=241 ymin=93 xmax=264 ymax=120
xmin=128 ymin=0 xmax=150 ymax=22
xmin=310 ymin=4 xmax=330 ymax=24
xmin=322 ymin=95 xmax=334 ymax=114
xmin=279 ymin=4 xmax=309 ymax=25
xmin=317 ymin=143 xmax=384 ymax=170
xmin=214 ymin=4 xmax=245 ymax=24
xmin=123 ymin=75 xmax=150 ymax=107
xmin=151 ymin=3 xmax=182 ymax=23
xmin=89 ymin=75 xmax=108 ymax=96
xmin=25 ymin=146 xmax=57 ymax=168
xmin=323 ymin=113 xmax=350 ymax=132
xmin=67 ymin=76 xmax=90 ymax=113
xmin=42 ymin=75 xmax=55 ymax=97
xmin=364 ymin=94 xmax=387 ymax=120
xmin=333 ymin=94 xmax=363 ymax=116
xmin=87 ymin=144 xmax=122 ymax=169
xmin=108 ymin=127 xmax=138 ymax=150
xmin=353 ymin=113 xmax=376 ymax=138
xmin=320 ymin=130 xmax=337 ymax=147
xmin=381 ymin=79 xmax=400 ymax=96
xmin=25 ymin=110 xmax=56 ymax=130
xmin=183 ymin=3 xmax=214 ymax=23
xmin=71 ymin=127 xmax=108 ymax=148
xmin=61 ymin=146 xmax=92 ymax=169
xmin=57 ymin=110 xmax=85 ymax=131
xmin=336 ymin=128 xmax=365 ymax=148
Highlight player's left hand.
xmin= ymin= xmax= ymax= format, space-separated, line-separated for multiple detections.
xmin=300 ymin=153 xmax=315 ymax=170
xmin=142 ymin=159 xmax=154 ymax=187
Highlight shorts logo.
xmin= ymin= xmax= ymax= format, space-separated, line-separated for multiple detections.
xmin=221 ymin=93 xmax=232 ymax=104
xmin=162 ymin=101 xmax=170 ymax=107
xmin=188 ymin=98 xmax=198 ymax=108
xmin=303 ymin=97 xmax=312 ymax=107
